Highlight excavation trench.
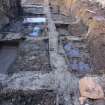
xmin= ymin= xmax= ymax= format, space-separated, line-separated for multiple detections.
xmin=0 ymin=4 xmax=50 ymax=74
xmin=9 ymin=39 xmax=51 ymax=74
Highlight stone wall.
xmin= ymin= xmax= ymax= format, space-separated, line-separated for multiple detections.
xmin=50 ymin=0 xmax=71 ymax=16
xmin=0 ymin=0 xmax=21 ymax=30
xmin=52 ymin=0 xmax=105 ymax=71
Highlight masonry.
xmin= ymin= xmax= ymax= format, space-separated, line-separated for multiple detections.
xmin=0 ymin=0 xmax=105 ymax=105
xmin=0 ymin=0 xmax=21 ymax=30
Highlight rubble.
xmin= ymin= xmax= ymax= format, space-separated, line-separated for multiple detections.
xmin=0 ymin=45 xmax=18 ymax=74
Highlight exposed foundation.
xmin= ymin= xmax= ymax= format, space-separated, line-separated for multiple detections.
xmin=0 ymin=0 xmax=105 ymax=105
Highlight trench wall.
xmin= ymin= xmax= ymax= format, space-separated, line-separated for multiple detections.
xmin=0 ymin=0 xmax=21 ymax=30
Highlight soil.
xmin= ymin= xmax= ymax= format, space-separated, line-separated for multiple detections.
xmin=0 ymin=0 xmax=105 ymax=105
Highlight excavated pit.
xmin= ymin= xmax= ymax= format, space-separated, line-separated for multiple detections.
xmin=8 ymin=39 xmax=51 ymax=74
xmin=56 ymin=23 xmax=94 ymax=76
xmin=0 ymin=4 xmax=49 ymax=74
xmin=61 ymin=37 xmax=93 ymax=75
xmin=0 ymin=45 xmax=18 ymax=73
xmin=0 ymin=41 xmax=18 ymax=74
xmin=0 ymin=89 xmax=56 ymax=105
xmin=0 ymin=3 xmax=50 ymax=74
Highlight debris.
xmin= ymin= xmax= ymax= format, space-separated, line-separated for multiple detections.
xmin=0 ymin=45 xmax=18 ymax=74
xmin=9 ymin=40 xmax=51 ymax=73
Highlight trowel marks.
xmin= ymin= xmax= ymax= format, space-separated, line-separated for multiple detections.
xmin=0 ymin=46 xmax=17 ymax=73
